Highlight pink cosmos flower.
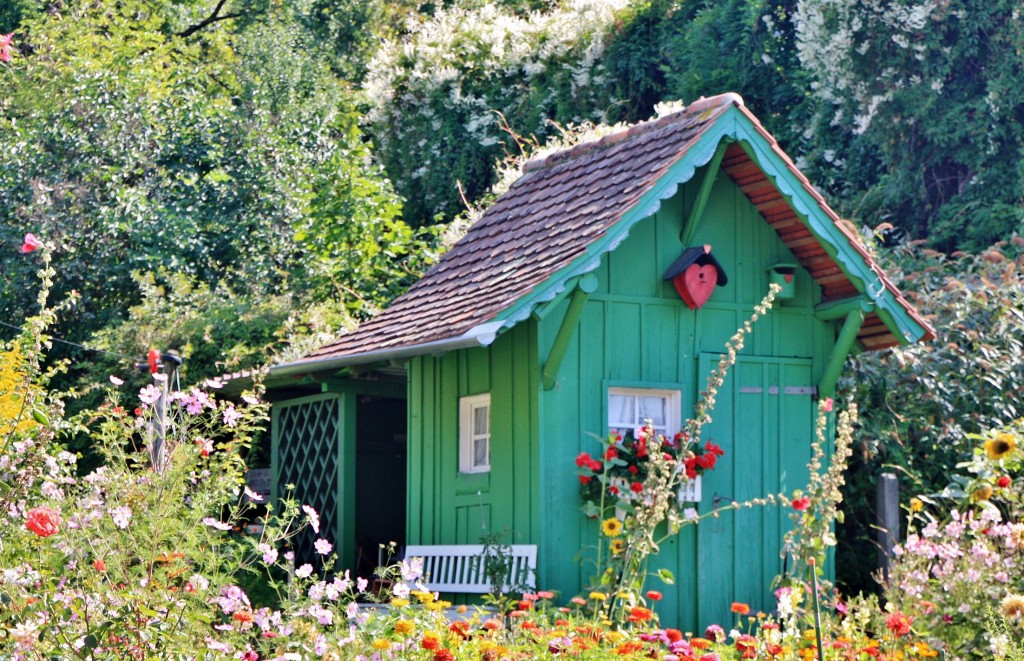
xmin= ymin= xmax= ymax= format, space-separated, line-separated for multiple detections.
xmin=19 ymin=233 xmax=40 ymax=253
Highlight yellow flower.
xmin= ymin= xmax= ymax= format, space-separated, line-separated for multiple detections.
xmin=609 ymin=539 xmax=626 ymax=554
xmin=985 ymin=432 xmax=1017 ymax=460
xmin=372 ymin=640 xmax=390 ymax=650
xmin=411 ymin=589 xmax=435 ymax=604
xmin=604 ymin=631 xmax=627 ymax=644
xmin=909 ymin=498 xmax=924 ymax=512
xmin=394 ymin=619 xmax=415 ymax=635
xmin=589 ymin=591 xmax=607 ymax=601
xmin=601 ymin=517 xmax=623 ymax=537
xmin=971 ymin=485 xmax=993 ymax=502
xmin=390 ymin=598 xmax=410 ymax=607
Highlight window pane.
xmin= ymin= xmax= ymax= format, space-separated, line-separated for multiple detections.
xmin=608 ymin=394 xmax=634 ymax=426
xmin=638 ymin=396 xmax=666 ymax=426
xmin=473 ymin=405 xmax=489 ymax=435
xmin=474 ymin=438 xmax=488 ymax=467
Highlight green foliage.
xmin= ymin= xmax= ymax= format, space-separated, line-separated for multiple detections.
xmin=837 ymin=239 xmax=1024 ymax=595
xmin=794 ymin=0 xmax=1024 ymax=248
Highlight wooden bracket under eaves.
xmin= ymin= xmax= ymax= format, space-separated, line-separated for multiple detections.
xmin=541 ymin=274 xmax=598 ymax=390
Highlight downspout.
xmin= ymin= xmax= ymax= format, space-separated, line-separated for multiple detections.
xmin=817 ymin=309 xmax=864 ymax=399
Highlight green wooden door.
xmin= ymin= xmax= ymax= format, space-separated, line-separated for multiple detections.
xmin=694 ymin=354 xmax=814 ymax=627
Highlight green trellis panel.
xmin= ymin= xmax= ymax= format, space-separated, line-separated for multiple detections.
xmin=271 ymin=392 xmax=356 ymax=570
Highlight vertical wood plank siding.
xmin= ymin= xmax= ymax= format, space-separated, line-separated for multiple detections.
xmin=406 ymin=322 xmax=540 ymax=551
xmin=536 ymin=170 xmax=833 ymax=630
xmin=406 ymin=163 xmax=835 ymax=626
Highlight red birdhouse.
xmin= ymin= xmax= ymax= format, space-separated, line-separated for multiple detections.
xmin=662 ymin=245 xmax=728 ymax=310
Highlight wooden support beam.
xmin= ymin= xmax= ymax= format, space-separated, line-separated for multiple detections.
xmin=814 ymin=295 xmax=874 ymax=322
xmin=541 ymin=274 xmax=598 ymax=390
xmin=680 ymin=140 xmax=729 ymax=245
xmin=818 ymin=309 xmax=864 ymax=398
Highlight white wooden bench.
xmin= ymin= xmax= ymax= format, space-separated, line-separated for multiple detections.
xmin=404 ymin=544 xmax=537 ymax=594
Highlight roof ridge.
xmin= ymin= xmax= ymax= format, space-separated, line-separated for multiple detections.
xmin=522 ymin=93 xmax=744 ymax=174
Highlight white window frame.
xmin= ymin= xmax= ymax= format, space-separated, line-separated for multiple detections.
xmin=459 ymin=394 xmax=491 ymax=474
xmin=606 ymin=387 xmax=681 ymax=438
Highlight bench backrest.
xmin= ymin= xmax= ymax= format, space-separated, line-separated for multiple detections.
xmin=404 ymin=544 xmax=537 ymax=594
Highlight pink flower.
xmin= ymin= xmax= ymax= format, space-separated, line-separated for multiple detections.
xmin=823 ymin=397 xmax=834 ymax=412
xmin=314 ymin=538 xmax=333 ymax=555
xmin=0 ymin=33 xmax=14 ymax=63
xmin=25 ymin=507 xmax=61 ymax=537
xmin=792 ymin=497 xmax=811 ymax=511
xmin=19 ymin=233 xmax=40 ymax=254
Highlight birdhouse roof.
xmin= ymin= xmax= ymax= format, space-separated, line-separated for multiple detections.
xmin=274 ymin=94 xmax=934 ymax=376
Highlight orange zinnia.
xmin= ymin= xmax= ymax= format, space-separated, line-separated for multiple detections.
xmin=731 ymin=602 xmax=751 ymax=615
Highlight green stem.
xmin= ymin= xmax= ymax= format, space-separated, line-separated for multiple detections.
xmin=810 ymin=562 xmax=825 ymax=660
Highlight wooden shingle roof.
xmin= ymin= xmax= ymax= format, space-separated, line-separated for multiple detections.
xmin=275 ymin=94 xmax=933 ymax=375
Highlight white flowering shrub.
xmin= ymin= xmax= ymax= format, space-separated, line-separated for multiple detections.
xmin=364 ymin=0 xmax=629 ymax=225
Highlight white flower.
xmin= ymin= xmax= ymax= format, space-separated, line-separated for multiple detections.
xmin=203 ymin=517 xmax=232 ymax=531
xmin=314 ymin=538 xmax=333 ymax=555
xmin=295 ymin=564 xmax=314 ymax=579
xmin=110 ymin=506 xmax=132 ymax=529
xmin=138 ymin=384 xmax=162 ymax=405
xmin=109 ymin=375 xmax=124 ymax=386
xmin=302 ymin=505 xmax=320 ymax=533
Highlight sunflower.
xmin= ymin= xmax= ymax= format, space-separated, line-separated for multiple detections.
xmin=609 ymin=538 xmax=626 ymax=555
xmin=985 ymin=432 xmax=1017 ymax=460
xmin=601 ymin=517 xmax=624 ymax=537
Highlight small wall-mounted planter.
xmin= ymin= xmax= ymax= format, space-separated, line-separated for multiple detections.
xmin=677 ymin=475 xmax=702 ymax=503
xmin=767 ymin=263 xmax=798 ymax=300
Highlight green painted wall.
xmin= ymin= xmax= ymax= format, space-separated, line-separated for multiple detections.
xmin=406 ymin=322 xmax=541 ymax=551
xmin=404 ymin=160 xmax=840 ymax=627
xmin=535 ymin=166 xmax=834 ymax=630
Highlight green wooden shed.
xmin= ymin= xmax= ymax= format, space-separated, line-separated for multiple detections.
xmin=264 ymin=93 xmax=934 ymax=629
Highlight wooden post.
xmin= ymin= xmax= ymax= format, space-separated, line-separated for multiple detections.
xmin=876 ymin=473 xmax=900 ymax=582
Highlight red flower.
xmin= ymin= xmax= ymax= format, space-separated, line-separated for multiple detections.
xmin=627 ymin=606 xmax=653 ymax=622
xmin=998 ymin=475 xmax=1012 ymax=488
xmin=646 ymin=590 xmax=662 ymax=601
xmin=448 ymin=621 xmax=470 ymax=639
xmin=93 ymin=559 xmax=107 ymax=572
xmin=627 ymin=465 xmax=638 ymax=475
xmin=704 ymin=441 xmax=725 ymax=457
xmin=665 ymin=628 xmax=683 ymax=643
xmin=791 ymin=497 xmax=811 ymax=511
xmin=433 ymin=650 xmax=455 ymax=661
xmin=579 ymin=475 xmax=591 ymax=485
xmin=630 ymin=482 xmax=643 ymax=494
xmin=605 ymin=447 xmax=617 ymax=461
xmin=608 ymin=486 xmax=620 ymax=496
xmin=421 ymin=635 xmax=441 ymax=650
xmin=19 ymin=233 xmax=41 ymax=254
xmin=885 ymin=611 xmax=913 ymax=637
xmin=25 ymin=507 xmax=60 ymax=537
xmin=736 ymin=634 xmax=757 ymax=658
xmin=696 ymin=453 xmax=717 ymax=470
xmin=575 ymin=452 xmax=593 ymax=468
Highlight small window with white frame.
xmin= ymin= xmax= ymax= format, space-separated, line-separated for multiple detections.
xmin=459 ymin=394 xmax=491 ymax=474
xmin=607 ymin=387 xmax=680 ymax=438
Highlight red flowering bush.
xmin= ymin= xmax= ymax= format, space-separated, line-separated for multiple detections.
xmin=576 ymin=426 xmax=725 ymax=516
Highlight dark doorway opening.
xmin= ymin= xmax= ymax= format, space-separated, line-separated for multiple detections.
xmin=354 ymin=396 xmax=407 ymax=578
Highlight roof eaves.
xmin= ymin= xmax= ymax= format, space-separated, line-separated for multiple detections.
xmin=489 ymin=104 xmax=737 ymax=332
xmin=727 ymin=105 xmax=935 ymax=346
xmin=269 ymin=320 xmax=505 ymax=377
